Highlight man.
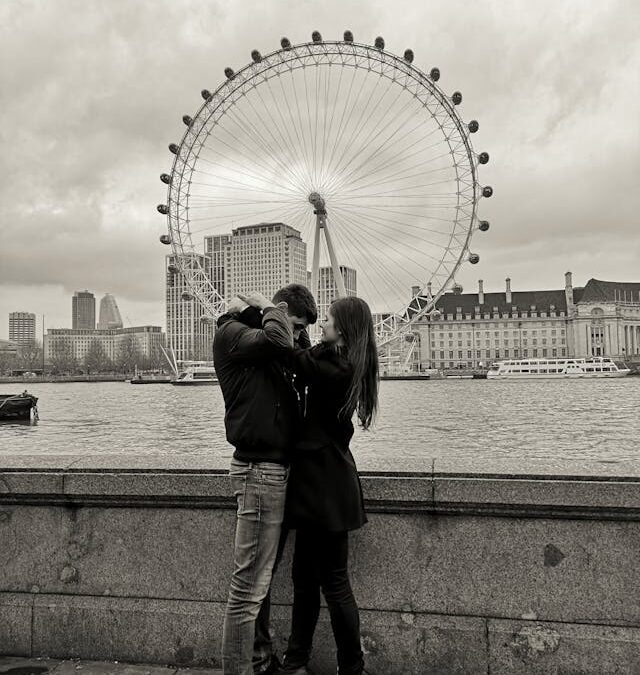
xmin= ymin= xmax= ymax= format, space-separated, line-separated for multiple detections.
xmin=214 ymin=284 xmax=318 ymax=675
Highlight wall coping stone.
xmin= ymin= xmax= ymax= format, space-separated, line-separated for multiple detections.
xmin=1 ymin=452 xmax=640 ymax=520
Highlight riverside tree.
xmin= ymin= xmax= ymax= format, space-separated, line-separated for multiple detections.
xmin=84 ymin=340 xmax=112 ymax=374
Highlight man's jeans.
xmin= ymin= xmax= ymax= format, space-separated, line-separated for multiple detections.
xmin=222 ymin=459 xmax=289 ymax=675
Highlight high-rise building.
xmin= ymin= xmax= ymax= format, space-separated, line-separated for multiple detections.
xmin=205 ymin=234 xmax=232 ymax=301
xmin=165 ymin=254 xmax=213 ymax=362
xmin=226 ymin=223 xmax=307 ymax=299
xmin=72 ymin=291 xmax=95 ymax=330
xmin=9 ymin=312 xmax=36 ymax=347
xmin=313 ymin=265 xmax=357 ymax=323
xmin=166 ymin=224 xmax=310 ymax=361
xmin=97 ymin=294 xmax=123 ymax=330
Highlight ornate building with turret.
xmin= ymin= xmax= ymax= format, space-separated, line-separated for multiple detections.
xmin=408 ymin=273 xmax=640 ymax=371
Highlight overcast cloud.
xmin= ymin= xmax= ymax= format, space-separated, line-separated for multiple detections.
xmin=0 ymin=0 xmax=639 ymax=337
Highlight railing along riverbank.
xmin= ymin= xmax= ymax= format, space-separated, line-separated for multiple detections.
xmin=0 ymin=452 xmax=639 ymax=674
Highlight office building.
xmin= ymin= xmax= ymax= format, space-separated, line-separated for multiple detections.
xmin=97 ymin=294 xmax=123 ymax=330
xmin=9 ymin=312 xmax=36 ymax=347
xmin=72 ymin=291 xmax=96 ymax=330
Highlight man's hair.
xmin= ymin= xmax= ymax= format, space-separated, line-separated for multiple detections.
xmin=272 ymin=284 xmax=318 ymax=325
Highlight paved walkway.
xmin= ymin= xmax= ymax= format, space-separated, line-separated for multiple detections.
xmin=0 ymin=657 xmax=222 ymax=675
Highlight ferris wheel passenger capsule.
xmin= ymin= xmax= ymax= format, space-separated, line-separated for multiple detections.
xmin=468 ymin=120 xmax=479 ymax=133
xmin=251 ymin=50 xmax=262 ymax=63
xmin=404 ymin=49 xmax=414 ymax=63
xmin=312 ymin=31 xmax=322 ymax=43
xmin=167 ymin=264 xmax=178 ymax=274
xmin=431 ymin=309 xmax=441 ymax=319
xmin=468 ymin=253 xmax=480 ymax=264
xmin=280 ymin=37 xmax=291 ymax=50
xmin=224 ymin=67 xmax=235 ymax=79
xmin=430 ymin=67 xmax=440 ymax=81
xmin=374 ymin=36 xmax=385 ymax=49
xmin=344 ymin=30 xmax=354 ymax=42
xmin=482 ymin=186 xmax=494 ymax=198
xmin=181 ymin=292 xmax=194 ymax=301
xmin=159 ymin=235 xmax=171 ymax=245
xmin=182 ymin=115 xmax=193 ymax=127
xmin=478 ymin=220 xmax=490 ymax=232
xmin=201 ymin=89 xmax=211 ymax=100
xmin=452 ymin=91 xmax=462 ymax=105
xmin=478 ymin=152 xmax=489 ymax=164
xmin=160 ymin=173 xmax=172 ymax=185
xmin=168 ymin=143 xmax=179 ymax=154
xmin=157 ymin=204 xmax=169 ymax=215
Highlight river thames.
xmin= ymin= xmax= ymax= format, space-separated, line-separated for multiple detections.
xmin=1 ymin=379 xmax=639 ymax=470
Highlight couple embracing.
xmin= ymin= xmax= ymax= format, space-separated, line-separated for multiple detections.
xmin=213 ymin=284 xmax=379 ymax=675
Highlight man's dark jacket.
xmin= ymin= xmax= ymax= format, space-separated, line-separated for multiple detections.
xmin=213 ymin=305 xmax=300 ymax=465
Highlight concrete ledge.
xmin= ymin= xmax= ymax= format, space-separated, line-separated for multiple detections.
xmin=2 ymin=453 xmax=640 ymax=518
xmin=1 ymin=452 xmax=640 ymax=673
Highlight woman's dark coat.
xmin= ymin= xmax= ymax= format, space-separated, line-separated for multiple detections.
xmin=285 ymin=342 xmax=367 ymax=532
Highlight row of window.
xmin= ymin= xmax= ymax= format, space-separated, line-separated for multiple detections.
xmin=435 ymin=348 xmax=567 ymax=359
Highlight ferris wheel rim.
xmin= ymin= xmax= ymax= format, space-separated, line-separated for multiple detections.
xmin=162 ymin=37 xmax=487 ymax=337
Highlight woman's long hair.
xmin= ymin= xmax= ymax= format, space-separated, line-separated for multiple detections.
xmin=329 ymin=296 xmax=379 ymax=430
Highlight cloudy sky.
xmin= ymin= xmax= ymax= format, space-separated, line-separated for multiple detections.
xmin=1 ymin=0 xmax=638 ymax=339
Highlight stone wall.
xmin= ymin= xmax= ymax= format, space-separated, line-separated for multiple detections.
xmin=1 ymin=452 xmax=639 ymax=674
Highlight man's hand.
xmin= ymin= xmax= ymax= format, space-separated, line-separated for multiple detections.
xmin=226 ymin=296 xmax=249 ymax=314
xmin=240 ymin=292 xmax=276 ymax=311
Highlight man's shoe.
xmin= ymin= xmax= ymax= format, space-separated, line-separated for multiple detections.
xmin=258 ymin=655 xmax=282 ymax=675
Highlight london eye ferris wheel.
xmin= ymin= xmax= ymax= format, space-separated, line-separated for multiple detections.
xmin=157 ymin=31 xmax=492 ymax=346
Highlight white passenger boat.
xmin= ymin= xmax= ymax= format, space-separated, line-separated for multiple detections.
xmin=487 ymin=357 xmax=631 ymax=379
xmin=170 ymin=361 xmax=219 ymax=386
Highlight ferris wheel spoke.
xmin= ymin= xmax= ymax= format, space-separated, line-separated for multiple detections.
xmin=190 ymin=172 xmax=300 ymax=199
xmin=330 ymin=205 xmax=453 ymax=268
xmin=240 ymin=86 xmax=313 ymax=192
xmin=334 ymin=132 xmax=454 ymax=196
xmin=317 ymin=64 xmax=337 ymax=188
xmin=330 ymin=204 xmax=458 ymax=257
xmin=321 ymin=67 xmax=372 ymax=188
xmin=263 ymin=78 xmax=309 ymax=182
xmin=334 ymin=148 xmax=457 ymax=198
xmin=328 ymin=203 xmax=457 ymax=236
xmin=197 ymin=139 xmax=299 ymax=197
xmin=325 ymin=73 xmax=397 ymax=187
xmin=330 ymin=207 xmax=443 ymax=276
xmin=258 ymin=81 xmax=315 ymax=193
xmin=320 ymin=64 xmax=359 ymax=186
xmin=329 ymin=211 xmax=411 ymax=310
xmin=326 ymin=79 xmax=426 ymax=193
xmin=281 ymin=69 xmax=317 ymax=189
xmin=221 ymin=104 xmax=308 ymax=192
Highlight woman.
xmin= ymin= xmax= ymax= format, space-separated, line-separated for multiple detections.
xmin=280 ymin=295 xmax=379 ymax=675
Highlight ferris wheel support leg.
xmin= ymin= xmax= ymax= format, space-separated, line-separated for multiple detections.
xmin=323 ymin=218 xmax=347 ymax=298
xmin=311 ymin=214 xmax=322 ymax=301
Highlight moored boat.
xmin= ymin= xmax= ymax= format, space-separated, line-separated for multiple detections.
xmin=170 ymin=361 xmax=219 ymax=386
xmin=129 ymin=367 xmax=172 ymax=384
xmin=487 ymin=357 xmax=631 ymax=379
xmin=0 ymin=391 xmax=39 ymax=420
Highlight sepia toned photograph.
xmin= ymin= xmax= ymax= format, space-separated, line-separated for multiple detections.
xmin=1 ymin=1 xmax=639 ymax=673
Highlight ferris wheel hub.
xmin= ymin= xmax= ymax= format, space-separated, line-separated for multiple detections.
xmin=308 ymin=192 xmax=326 ymax=212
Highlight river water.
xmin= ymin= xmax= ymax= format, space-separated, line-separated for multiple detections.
xmin=1 ymin=379 xmax=639 ymax=471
